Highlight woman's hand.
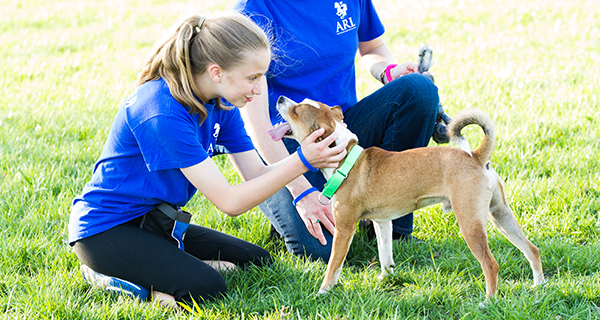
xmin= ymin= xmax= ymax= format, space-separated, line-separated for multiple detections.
xmin=299 ymin=128 xmax=348 ymax=170
xmin=295 ymin=128 xmax=348 ymax=245
xmin=296 ymin=192 xmax=335 ymax=246
xmin=388 ymin=62 xmax=419 ymax=82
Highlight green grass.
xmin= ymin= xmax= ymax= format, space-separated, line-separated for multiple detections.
xmin=1 ymin=0 xmax=599 ymax=318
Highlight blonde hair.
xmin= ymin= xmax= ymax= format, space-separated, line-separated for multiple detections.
xmin=136 ymin=12 xmax=271 ymax=123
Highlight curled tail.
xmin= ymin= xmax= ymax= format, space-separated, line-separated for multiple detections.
xmin=447 ymin=109 xmax=496 ymax=166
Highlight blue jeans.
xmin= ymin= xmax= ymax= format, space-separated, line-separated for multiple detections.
xmin=259 ymin=73 xmax=439 ymax=262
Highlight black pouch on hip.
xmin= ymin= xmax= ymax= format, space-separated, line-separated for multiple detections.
xmin=139 ymin=203 xmax=192 ymax=250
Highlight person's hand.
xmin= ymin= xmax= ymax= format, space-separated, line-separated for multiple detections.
xmin=387 ymin=62 xmax=419 ymax=82
xmin=295 ymin=191 xmax=335 ymax=245
xmin=299 ymin=128 xmax=348 ymax=169
xmin=294 ymin=128 xmax=349 ymax=244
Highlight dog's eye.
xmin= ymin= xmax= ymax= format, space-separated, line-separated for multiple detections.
xmin=291 ymin=106 xmax=298 ymax=116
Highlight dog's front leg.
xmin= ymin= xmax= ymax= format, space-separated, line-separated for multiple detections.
xmin=372 ymin=219 xmax=394 ymax=279
xmin=319 ymin=213 xmax=358 ymax=294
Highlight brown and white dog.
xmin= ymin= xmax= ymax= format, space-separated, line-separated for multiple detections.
xmin=271 ymin=96 xmax=545 ymax=297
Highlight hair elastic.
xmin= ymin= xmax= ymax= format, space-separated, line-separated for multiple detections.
xmin=385 ymin=64 xmax=398 ymax=84
xmin=296 ymin=146 xmax=319 ymax=172
xmin=194 ymin=16 xmax=206 ymax=34
xmin=292 ymin=187 xmax=318 ymax=206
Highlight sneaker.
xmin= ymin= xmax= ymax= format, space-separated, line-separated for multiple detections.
xmin=80 ymin=264 xmax=150 ymax=300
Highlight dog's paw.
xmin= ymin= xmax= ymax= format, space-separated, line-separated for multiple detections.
xmin=533 ymin=275 xmax=547 ymax=287
xmin=378 ymin=268 xmax=394 ymax=280
xmin=317 ymin=288 xmax=329 ymax=295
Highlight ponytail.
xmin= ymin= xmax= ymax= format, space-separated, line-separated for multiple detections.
xmin=136 ymin=12 xmax=270 ymax=123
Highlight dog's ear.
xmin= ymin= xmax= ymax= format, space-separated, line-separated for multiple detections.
xmin=311 ymin=123 xmax=337 ymax=147
xmin=311 ymin=123 xmax=323 ymax=142
xmin=331 ymin=106 xmax=344 ymax=121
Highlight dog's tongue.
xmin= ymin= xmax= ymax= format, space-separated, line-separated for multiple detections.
xmin=268 ymin=122 xmax=291 ymax=141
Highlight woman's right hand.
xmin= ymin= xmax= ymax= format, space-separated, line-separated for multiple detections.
xmin=388 ymin=62 xmax=419 ymax=82
xmin=299 ymin=128 xmax=348 ymax=170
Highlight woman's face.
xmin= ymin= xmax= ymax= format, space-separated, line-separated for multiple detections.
xmin=219 ymin=49 xmax=270 ymax=108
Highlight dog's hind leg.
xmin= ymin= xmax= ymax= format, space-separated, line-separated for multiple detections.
xmin=453 ymin=199 xmax=500 ymax=297
xmin=372 ymin=219 xmax=394 ymax=279
xmin=319 ymin=213 xmax=357 ymax=294
xmin=488 ymin=175 xmax=545 ymax=287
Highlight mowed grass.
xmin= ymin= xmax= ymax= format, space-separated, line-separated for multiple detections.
xmin=1 ymin=0 xmax=599 ymax=319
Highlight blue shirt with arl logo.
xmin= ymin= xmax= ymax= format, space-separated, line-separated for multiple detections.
xmin=234 ymin=0 xmax=385 ymax=126
xmin=68 ymin=78 xmax=254 ymax=244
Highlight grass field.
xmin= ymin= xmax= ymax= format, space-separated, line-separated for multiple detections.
xmin=1 ymin=0 xmax=599 ymax=319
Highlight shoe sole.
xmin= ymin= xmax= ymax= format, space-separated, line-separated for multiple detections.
xmin=80 ymin=265 xmax=149 ymax=300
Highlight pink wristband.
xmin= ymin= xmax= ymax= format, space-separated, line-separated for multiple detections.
xmin=385 ymin=64 xmax=397 ymax=84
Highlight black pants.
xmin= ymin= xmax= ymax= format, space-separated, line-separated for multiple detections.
xmin=73 ymin=216 xmax=272 ymax=303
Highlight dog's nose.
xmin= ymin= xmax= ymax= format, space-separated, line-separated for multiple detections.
xmin=277 ymin=96 xmax=290 ymax=105
xmin=277 ymin=96 xmax=297 ymax=111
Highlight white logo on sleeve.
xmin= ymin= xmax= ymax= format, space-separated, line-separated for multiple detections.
xmin=123 ymin=91 xmax=137 ymax=108
xmin=207 ymin=123 xmax=220 ymax=155
xmin=213 ymin=123 xmax=221 ymax=138
xmin=335 ymin=1 xmax=356 ymax=35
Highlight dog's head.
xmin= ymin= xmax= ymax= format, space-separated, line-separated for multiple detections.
xmin=269 ymin=96 xmax=345 ymax=145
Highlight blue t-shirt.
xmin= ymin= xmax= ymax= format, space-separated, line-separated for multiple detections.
xmin=68 ymin=78 xmax=254 ymax=243
xmin=234 ymin=0 xmax=385 ymax=126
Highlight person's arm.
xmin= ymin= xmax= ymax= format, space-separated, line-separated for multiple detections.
xmin=181 ymin=129 xmax=345 ymax=217
xmin=358 ymin=37 xmax=419 ymax=84
xmin=238 ymin=77 xmax=336 ymax=245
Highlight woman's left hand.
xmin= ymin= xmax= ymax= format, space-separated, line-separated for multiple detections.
xmin=296 ymin=192 xmax=335 ymax=246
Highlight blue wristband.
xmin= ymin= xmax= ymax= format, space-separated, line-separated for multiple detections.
xmin=296 ymin=146 xmax=318 ymax=172
xmin=292 ymin=187 xmax=318 ymax=206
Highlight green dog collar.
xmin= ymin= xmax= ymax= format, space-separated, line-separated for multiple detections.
xmin=320 ymin=145 xmax=364 ymax=203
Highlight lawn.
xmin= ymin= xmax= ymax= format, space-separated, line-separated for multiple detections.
xmin=1 ymin=0 xmax=599 ymax=319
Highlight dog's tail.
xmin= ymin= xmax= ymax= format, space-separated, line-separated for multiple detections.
xmin=447 ymin=108 xmax=496 ymax=166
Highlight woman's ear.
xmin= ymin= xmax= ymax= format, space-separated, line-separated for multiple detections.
xmin=207 ymin=64 xmax=222 ymax=83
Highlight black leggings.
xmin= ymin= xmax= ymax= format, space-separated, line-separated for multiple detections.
xmin=73 ymin=217 xmax=272 ymax=303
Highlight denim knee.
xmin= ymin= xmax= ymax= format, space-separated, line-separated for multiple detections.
xmin=389 ymin=73 xmax=439 ymax=116
xmin=292 ymin=242 xmax=331 ymax=263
